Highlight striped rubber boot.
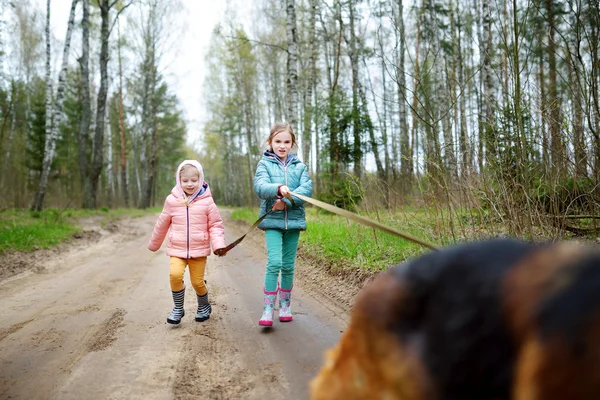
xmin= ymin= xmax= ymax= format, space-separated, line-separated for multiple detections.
xmin=167 ymin=287 xmax=185 ymax=324
xmin=258 ymin=289 xmax=278 ymax=327
xmin=195 ymin=292 xmax=212 ymax=322
xmin=278 ymin=287 xmax=293 ymax=322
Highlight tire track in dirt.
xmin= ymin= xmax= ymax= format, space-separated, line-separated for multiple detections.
xmin=88 ymin=309 xmax=126 ymax=352
xmin=0 ymin=318 xmax=33 ymax=342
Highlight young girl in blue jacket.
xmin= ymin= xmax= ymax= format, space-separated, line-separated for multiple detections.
xmin=253 ymin=122 xmax=313 ymax=327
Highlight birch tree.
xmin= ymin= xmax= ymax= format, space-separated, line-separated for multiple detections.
xmin=347 ymin=0 xmax=361 ymax=177
xmin=302 ymin=0 xmax=317 ymax=174
xmin=78 ymin=0 xmax=92 ymax=208
xmin=88 ymin=0 xmax=110 ymax=208
xmin=32 ymin=0 xmax=79 ymax=211
xmin=286 ymin=0 xmax=299 ymax=128
xmin=117 ymin=19 xmax=129 ymax=206
xmin=394 ymin=0 xmax=411 ymax=188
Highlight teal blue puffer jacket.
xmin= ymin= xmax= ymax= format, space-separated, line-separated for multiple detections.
xmin=253 ymin=151 xmax=313 ymax=230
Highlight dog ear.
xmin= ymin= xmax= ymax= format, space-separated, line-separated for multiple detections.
xmin=503 ymin=242 xmax=600 ymax=399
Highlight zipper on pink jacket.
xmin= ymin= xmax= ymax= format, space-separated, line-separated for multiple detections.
xmin=186 ymin=205 xmax=190 ymax=259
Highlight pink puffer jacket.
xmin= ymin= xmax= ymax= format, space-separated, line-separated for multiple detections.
xmin=148 ymin=183 xmax=226 ymax=258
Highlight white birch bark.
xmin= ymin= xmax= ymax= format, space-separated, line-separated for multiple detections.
xmin=79 ymin=0 xmax=93 ymax=208
xmin=285 ymin=0 xmax=298 ymax=128
xmin=33 ymin=0 xmax=79 ymax=210
xmin=105 ymin=93 xmax=114 ymax=202
xmin=395 ymin=0 xmax=411 ymax=184
xmin=117 ymin=19 xmax=129 ymax=207
xmin=89 ymin=0 xmax=110 ymax=207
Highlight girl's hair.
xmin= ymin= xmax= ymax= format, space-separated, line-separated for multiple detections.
xmin=179 ymin=164 xmax=199 ymax=176
xmin=266 ymin=122 xmax=297 ymax=150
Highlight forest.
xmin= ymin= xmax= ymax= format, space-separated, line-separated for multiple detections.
xmin=1 ymin=0 xmax=598 ymax=241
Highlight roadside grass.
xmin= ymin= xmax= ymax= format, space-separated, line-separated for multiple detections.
xmin=0 ymin=207 xmax=160 ymax=254
xmin=230 ymin=207 xmax=440 ymax=272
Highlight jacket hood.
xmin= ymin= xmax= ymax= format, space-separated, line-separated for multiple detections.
xmin=174 ymin=159 xmax=205 ymax=200
xmin=262 ymin=150 xmax=298 ymax=166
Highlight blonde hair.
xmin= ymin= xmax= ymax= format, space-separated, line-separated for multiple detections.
xmin=179 ymin=164 xmax=199 ymax=177
xmin=266 ymin=122 xmax=297 ymax=150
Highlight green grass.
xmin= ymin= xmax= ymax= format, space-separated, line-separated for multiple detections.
xmin=0 ymin=209 xmax=77 ymax=253
xmin=301 ymin=209 xmax=435 ymax=271
xmin=0 ymin=219 xmax=76 ymax=252
xmin=230 ymin=208 xmax=258 ymax=222
xmin=0 ymin=207 xmax=160 ymax=254
xmin=230 ymin=206 xmax=438 ymax=272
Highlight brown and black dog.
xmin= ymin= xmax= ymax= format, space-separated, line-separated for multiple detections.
xmin=310 ymin=239 xmax=600 ymax=400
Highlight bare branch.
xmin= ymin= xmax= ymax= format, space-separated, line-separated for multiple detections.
xmin=221 ymin=34 xmax=288 ymax=53
xmin=109 ymin=0 xmax=135 ymax=36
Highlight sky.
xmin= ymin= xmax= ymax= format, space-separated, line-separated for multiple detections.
xmin=30 ymin=0 xmax=228 ymax=148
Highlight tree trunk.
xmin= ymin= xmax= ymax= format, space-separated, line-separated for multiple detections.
xmin=348 ymin=1 xmax=361 ymax=177
xmin=146 ymin=78 xmax=158 ymax=208
xmin=34 ymin=0 xmax=52 ymax=211
xmin=78 ymin=0 xmax=93 ymax=208
xmin=139 ymin=1 xmax=158 ymax=209
xmin=358 ymin=78 xmax=384 ymax=180
xmin=571 ymin=68 xmax=587 ymax=179
xmin=117 ymin=19 xmax=129 ymax=207
xmin=374 ymin=30 xmax=389 ymax=181
xmin=89 ymin=0 xmax=110 ymax=208
xmin=512 ymin=0 xmax=526 ymax=180
xmin=285 ymin=0 xmax=299 ymax=128
xmin=396 ymin=0 xmax=410 ymax=188
xmin=33 ymin=0 xmax=79 ymax=211
xmin=539 ymin=42 xmax=549 ymax=170
xmin=411 ymin=17 xmax=421 ymax=177
xmin=301 ymin=0 xmax=317 ymax=174
xmin=105 ymin=96 xmax=114 ymax=207
xmin=482 ymin=0 xmax=494 ymax=167
xmin=426 ymin=0 xmax=447 ymax=181
xmin=545 ymin=0 xmax=564 ymax=178
xmin=1 ymin=84 xmax=16 ymax=185
xmin=455 ymin=0 xmax=470 ymax=176
xmin=591 ymin=2 xmax=600 ymax=179
xmin=447 ymin=0 xmax=459 ymax=180
xmin=475 ymin=0 xmax=484 ymax=172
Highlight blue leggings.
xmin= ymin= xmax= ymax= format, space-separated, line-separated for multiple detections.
xmin=264 ymin=229 xmax=300 ymax=292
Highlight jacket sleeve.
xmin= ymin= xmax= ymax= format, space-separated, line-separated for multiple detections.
xmin=253 ymin=161 xmax=280 ymax=200
xmin=207 ymin=200 xmax=227 ymax=251
xmin=286 ymin=163 xmax=313 ymax=208
xmin=148 ymin=198 xmax=172 ymax=251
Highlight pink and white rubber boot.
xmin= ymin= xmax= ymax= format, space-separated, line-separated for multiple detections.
xmin=259 ymin=288 xmax=278 ymax=327
xmin=278 ymin=287 xmax=293 ymax=322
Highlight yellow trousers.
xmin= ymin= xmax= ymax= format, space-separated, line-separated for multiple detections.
xmin=169 ymin=256 xmax=207 ymax=295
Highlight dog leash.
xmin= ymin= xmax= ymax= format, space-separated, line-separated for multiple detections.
xmin=213 ymin=209 xmax=274 ymax=256
xmin=214 ymin=194 xmax=439 ymax=256
xmin=290 ymin=193 xmax=438 ymax=251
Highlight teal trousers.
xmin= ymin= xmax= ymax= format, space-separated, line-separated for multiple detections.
xmin=264 ymin=229 xmax=300 ymax=292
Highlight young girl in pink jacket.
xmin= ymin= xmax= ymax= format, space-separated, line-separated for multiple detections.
xmin=148 ymin=160 xmax=226 ymax=324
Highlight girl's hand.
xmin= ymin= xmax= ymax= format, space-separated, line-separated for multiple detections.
xmin=272 ymin=199 xmax=286 ymax=211
xmin=278 ymin=185 xmax=291 ymax=198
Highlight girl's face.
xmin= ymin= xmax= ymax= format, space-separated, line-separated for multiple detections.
xmin=270 ymin=131 xmax=293 ymax=162
xmin=180 ymin=167 xmax=200 ymax=195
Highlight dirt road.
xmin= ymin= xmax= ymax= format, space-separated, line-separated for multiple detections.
xmin=0 ymin=212 xmax=353 ymax=400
